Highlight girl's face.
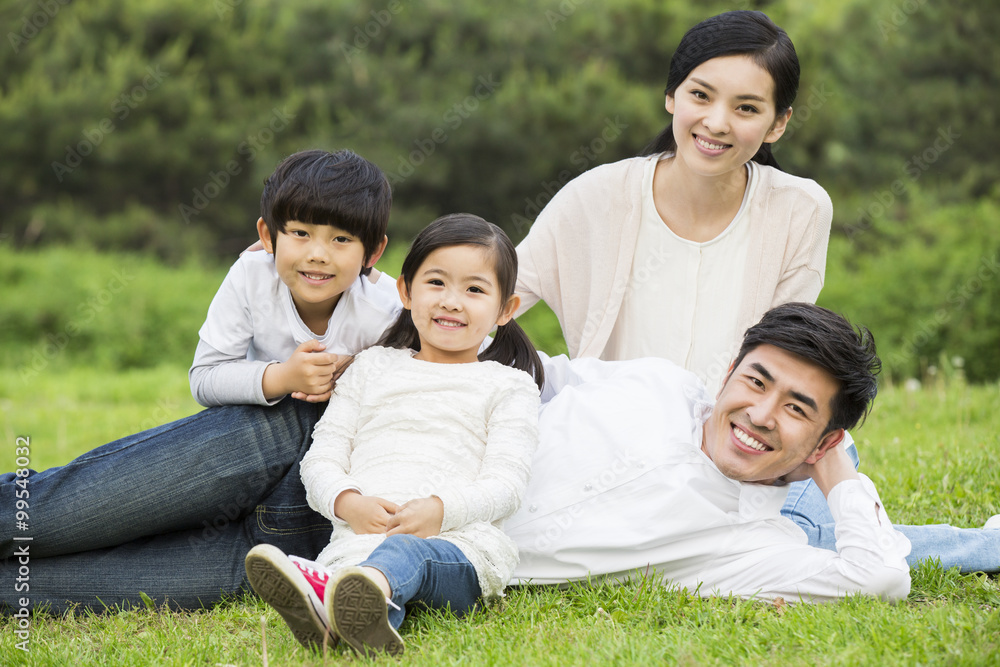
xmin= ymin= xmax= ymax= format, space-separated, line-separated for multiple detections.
xmin=666 ymin=54 xmax=791 ymax=178
xmin=398 ymin=244 xmax=519 ymax=364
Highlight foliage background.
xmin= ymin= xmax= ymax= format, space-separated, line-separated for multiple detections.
xmin=1 ymin=0 xmax=998 ymax=380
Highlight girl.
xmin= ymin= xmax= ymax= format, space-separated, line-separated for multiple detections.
xmin=245 ymin=213 xmax=543 ymax=657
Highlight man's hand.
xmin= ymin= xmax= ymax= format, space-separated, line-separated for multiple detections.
xmin=334 ymin=491 xmax=401 ymax=534
xmin=386 ymin=497 xmax=444 ymax=538
xmin=262 ymin=339 xmax=338 ymax=402
xmin=778 ymin=439 xmax=859 ymax=496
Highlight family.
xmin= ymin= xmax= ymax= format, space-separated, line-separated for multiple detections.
xmin=3 ymin=10 xmax=998 ymax=658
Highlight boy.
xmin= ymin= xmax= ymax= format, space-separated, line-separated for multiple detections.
xmin=190 ymin=148 xmax=400 ymax=407
xmin=0 ymin=148 xmax=401 ymax=613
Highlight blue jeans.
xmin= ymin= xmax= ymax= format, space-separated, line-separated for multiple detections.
xmin=781 ymin=440 xmax=1000 ymax=573
xmin=360 ymin=535 xmax=481 ymax=629
xmin=0 ymin=400 xmax=332 ymax=613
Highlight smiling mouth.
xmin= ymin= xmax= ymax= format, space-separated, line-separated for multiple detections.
xmin=732 ymin=424 xmax=772 ymax=452
xmin=434 ymin=318 xmax=466 ymax=328
xmin=301 ymin=271 xmax=333 ymax=281
xmin=694 ymin=135 xmax=731 ymax=151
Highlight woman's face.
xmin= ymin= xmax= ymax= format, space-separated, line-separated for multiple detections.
xmin=666 ymin=54 xmax=791 ymax=178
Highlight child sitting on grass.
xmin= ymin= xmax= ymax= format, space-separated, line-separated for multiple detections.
xmin=189 ymin=147 xmax=400 ymax=407
xmin=245 ymin=213 xmax=543 ymax=657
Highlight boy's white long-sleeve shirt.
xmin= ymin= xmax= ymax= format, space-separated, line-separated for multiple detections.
xmin=507 ymin=354 xmax=912 ymax=603
xmin=188 ymin=250 xmax=401 ymax=406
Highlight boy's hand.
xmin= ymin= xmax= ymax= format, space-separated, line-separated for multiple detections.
xmin=262 ymin=339 xmax=338 ymax=402
xmin=335 ymin=491 xmax=401 ymax=534
xmin=386 ymin=497 xmax=444 ymax=538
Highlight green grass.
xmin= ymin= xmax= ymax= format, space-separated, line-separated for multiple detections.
xmin=1 ymin=364 xmax=999 ymax=665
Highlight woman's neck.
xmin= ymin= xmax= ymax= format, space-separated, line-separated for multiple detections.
xmin=652 ymin=156 xmax=749 ymax=243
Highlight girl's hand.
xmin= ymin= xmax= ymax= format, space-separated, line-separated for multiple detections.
xmin=385 ymin=497 xmax=444 ymax=538
xmin=334 ymin=491 xmax=400 ymax=534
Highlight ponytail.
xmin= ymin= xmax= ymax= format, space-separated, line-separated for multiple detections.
xmin=480 ymin=320 xmax=545 ymax=390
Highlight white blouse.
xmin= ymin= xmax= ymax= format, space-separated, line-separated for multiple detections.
xmin=300 ymin=346 xmax=540 ymax=598
xmin=602 ymin=158 xmax=757 ymax=391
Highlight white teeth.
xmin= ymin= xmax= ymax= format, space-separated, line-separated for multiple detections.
xmin=696 ymin=136 xmax=728 ymax=150
xmin=435 ymin=319 xmax=464 ymax=328
xmin=734 ymin=427 xmax=768 ymax=452
xmin=303 ymin=273 xmax=330 ymax=280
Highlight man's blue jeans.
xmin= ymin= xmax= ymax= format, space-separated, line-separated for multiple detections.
xmin=0 ymin=400 xmax=332 ymax=613
xmin=781 ymin=439 xmax=1000 ymax=573
xmin=360 ymin=534 xmax=481 ymax=629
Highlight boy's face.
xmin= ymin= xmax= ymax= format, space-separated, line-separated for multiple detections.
xmin=701 ymin=344 xmax=843 ymax=485
xmin=256 ymin=218 xmax=386 ymax=321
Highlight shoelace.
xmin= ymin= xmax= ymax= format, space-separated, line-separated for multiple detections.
xmin=290 ymin=555 xmax=401 ymax=610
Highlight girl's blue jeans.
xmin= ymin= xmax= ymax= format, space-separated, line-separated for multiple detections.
xmin=359 ymin=534 xmax=481 ymax=628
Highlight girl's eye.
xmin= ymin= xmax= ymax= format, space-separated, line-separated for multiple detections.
xmin=428 ymin=279 xmax=444 ymax=286
xmin=468 ymin=286 xmax=484 ymax=294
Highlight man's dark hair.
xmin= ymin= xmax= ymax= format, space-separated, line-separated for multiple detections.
xmin=259 ymin=149 xmax=391 ymax=276
xmin=731 ymin=302 xmax=881 ymax=433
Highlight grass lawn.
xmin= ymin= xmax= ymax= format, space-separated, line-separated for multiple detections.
xmin=1 ymin=365 xmax=999 ymax=665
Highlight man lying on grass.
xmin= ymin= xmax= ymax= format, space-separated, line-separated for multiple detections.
xmin=506 ymin=302 xmax=912 ymax=602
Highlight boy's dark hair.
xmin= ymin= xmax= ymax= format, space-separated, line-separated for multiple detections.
xmin=377 ymin=213 xmax=545 ymax=390
xmin=260 ymin=149 xmax=391 ymax=276
xmin=730 ymin=303 xmax=881 ymax=433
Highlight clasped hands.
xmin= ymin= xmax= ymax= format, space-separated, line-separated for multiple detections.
xmin=334 ymin=490 xmax=444 ymax=538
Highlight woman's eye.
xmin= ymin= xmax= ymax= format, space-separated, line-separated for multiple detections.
xmin=691 ymin=90 xmax=708 ymax=100
xmin=738 ymin=104 xmax=759 ymax=114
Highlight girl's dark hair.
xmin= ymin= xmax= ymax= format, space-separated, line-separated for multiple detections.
xmin=640 ymin=10 xmax=800 ymax=170
xmin=378 ymin=213 xmax=545 ymax=389
xmin=731 ymin=303 xmax=881 ymax=434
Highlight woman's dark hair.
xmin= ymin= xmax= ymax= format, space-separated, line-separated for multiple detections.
xmin=640 ymin=10 xmax=800 ymax=170
xmin=730 ymin=303 xmax=881 ymax=434
xmin=260 ymin=149 xmax=391 ymax=276
xmin=378 ymin=213 xmax=545 ymax=389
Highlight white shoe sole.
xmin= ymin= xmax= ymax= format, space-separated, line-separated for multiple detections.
xmin=245 ymin=544 xmax=335 ymax=651
xmin=327 ymin=566 xmax=404 ymax=657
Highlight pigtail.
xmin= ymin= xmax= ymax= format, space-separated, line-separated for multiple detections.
xmin=375 ymin=309 xmax=421 ymax=351
xmin=479 ymin=320 xmax=545 ymax=390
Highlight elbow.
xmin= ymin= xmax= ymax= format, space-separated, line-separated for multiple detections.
xmin=861 ymin=567 xmax=911 ymax=603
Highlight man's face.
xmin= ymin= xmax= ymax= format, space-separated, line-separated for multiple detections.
xmin=701 ymin=344 xmax=842 ymax=484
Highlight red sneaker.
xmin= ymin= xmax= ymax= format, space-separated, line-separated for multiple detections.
xmin=245 ymin=544 xmax=336 ymax=651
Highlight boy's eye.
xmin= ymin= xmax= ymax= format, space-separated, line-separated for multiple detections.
xmin=334 ymin=236 xmax=352 ymax=243
xmin=290 ymin=230 xmax=309 ymax=238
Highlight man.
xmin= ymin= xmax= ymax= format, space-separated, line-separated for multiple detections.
xmin=507 ymin=302 xmax=912 ymax=602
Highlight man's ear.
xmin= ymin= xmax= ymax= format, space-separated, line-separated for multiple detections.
xmin=366 ymin=235 xmax=389 ymax=270
xmin=804 ymin=428 xmax=845 ymax=465
xmin=496 ymin=294 xmax=520 ymax=326
xmin=396 ymin=275 xmax=411 ymax=309
xmin=256 ymin=218 xmax=275 ymax=254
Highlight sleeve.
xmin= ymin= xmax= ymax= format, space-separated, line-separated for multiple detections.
xmin=514 ymin=216 xmax=554 ymax=316
xmin=434 ymin=373 xmax=541 ymax=532
xmin=771 ymin=184 xmax=833 ymax=307
xmin=299 ymin=353 xmax=370 ymax=524
xmin=188 ymin=260 xmax=276 ymax=406
xmin=188 ymin=340 xmax=275 ymax=407
xmin=715 ymin=476 xmax=911 ymax=603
